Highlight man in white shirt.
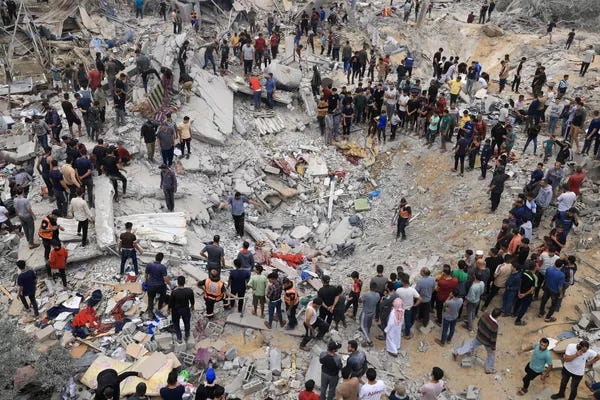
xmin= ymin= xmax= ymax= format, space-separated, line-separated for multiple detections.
xmin=241 ymin=43 xmax=255 ymax=75
xmin=358 ymin=368 xmax=386 ymax=400
xmin=555 ymin=183 xmax=577 ymax=215
xmin=551 ymin=341 xmax=600 ymax=400
xmin=395 ymin=274 xmax=421 ymax=339
xmin=580 ymin=45 xmax=595 ymax=77
xmin=384 ymin=86 xmax=397 ymax=119
xmin=69 ymin=188 xmax=94 ymax=246
xmin=396 ymin=91 xmax=409 ymax=127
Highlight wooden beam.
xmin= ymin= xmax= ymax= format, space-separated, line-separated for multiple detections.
xmin=0 ymin=284 xmax=13 ymax=300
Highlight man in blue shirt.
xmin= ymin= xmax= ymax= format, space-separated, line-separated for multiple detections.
xmin=135 ymin=0 xmax=143 ymax=18
xmin=228 ymin=259 xmax=251 ymax=313
xmin=219 ymin=192 xmax=260 ymax=237
xmin=538 ymin=259 xmax=565 ymax=322
xmin=404 ymin=53 xmax=414 ymax=77
xmin=265 ymin=73 xmax=276 ymax=109
xmin=145 ymin=252 xmax=171 ymax=317
xmin=17 ymin=260 xmax=39 ymax=317
xmin=74 ymin=150 xmax=94 ymax=207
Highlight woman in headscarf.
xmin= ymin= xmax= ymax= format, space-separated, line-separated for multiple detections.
xmin=385 ymin=297 xmax=404 ymax=357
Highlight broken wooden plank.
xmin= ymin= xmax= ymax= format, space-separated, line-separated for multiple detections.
xmin=0 ymin=284 xmax=14 ymax=300
xmin=76 ymin=337 xmax=103 ymax=352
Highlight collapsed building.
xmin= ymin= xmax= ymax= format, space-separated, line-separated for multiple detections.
xmin=0 ymin=0 xmax=600 ymax=398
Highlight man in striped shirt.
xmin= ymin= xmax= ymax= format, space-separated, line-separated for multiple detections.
xmin=452 ymin=308 xmax=501 ymax=374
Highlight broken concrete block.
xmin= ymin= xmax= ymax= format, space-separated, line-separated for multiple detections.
xmin=327 ymin=217 xmax=353 ymax=245
xmin=242 ymin=380 xmax=263 ymax=395
xmin=155 ymin=333 xmax=173 ymax=351
xmin=460 ymin=357 xmax=473 ymax=368
xmin=122 ymin=322 xmax=137 ymax=335
xmin=552 ymin=359 xmax=563 ymax=370
xmin=94 ymin=176 xmax=116 ymax=248
xmin=60 ymin=331 xmax=74 ymax=347
xmin=466 ymin=385 xmax=480 ymax=400
xmin=225 ymin=347 xmax=237 ymax=361
xmin=579 ymin=314 xmax=592 ymax=329
xmin=265 ymin=60 xmax=302 ymax=90
xmin=223 ymin=361 xmax=235 ymax=371
xmin=270 ymin=348 xmax=282 ymax=376
xmin=305 ymin=356 xmax=321 ymax=388
xmin=174 ymin=341 xmax=187 ymax=353
xmin=36 ymin=325 xmax=55 ymax=341
xmin=586 ymin=277 xmax=600 ymax=290
xmin=591 ymin=311 xmax=600 ymax=329
xmin=263 ymin=165 xmax=280 ymax=175
xmin=291 ymin=225 xmax=311 ymax=240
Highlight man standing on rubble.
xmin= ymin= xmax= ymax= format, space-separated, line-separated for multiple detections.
xmin=395 ymin=197 xmax=412 ymax=241
xmin=118 ymin=222 xmax=143 ymax=276
xmin=141 ymin=119 xmax=157 ymax=162
xmin=145 ymin=252 xmax=170 ymax=318
xmin=219 ymin=192 xmax=260 ymax=237
xmin=30 ymin=115 xmax=50 ymax=149
xmin=157 ymin=122 xmax=176 ymax=167
xmin=200 ymin=235 xmax=225 ymax=274
xmin=169 ymin=276 xmax=194 ymax=343
xmin=159 ymin=164 xmax=177 ymax=212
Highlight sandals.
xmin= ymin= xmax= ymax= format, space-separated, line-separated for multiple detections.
xmin=545 ymin=317 xmax=557 ymax=322
xmin=517 ymin=388 xmax=527 ymax=396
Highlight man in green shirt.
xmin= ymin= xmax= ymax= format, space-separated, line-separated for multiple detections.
xmin=248 ymin=264 xmax=267 ymax=317
xmin=517 ymin=337 xmax=552 ymax=395
xmin=439 ymin=109 xmax=454 ymax=152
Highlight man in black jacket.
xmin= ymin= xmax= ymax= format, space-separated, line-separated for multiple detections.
xmin=95 ymin=369 xmax=141 ymax=400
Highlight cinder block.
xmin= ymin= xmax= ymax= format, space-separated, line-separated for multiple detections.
xmin=591 ymin=312 xmax=600 ymax=328
xmin=174 ymin=341 xmax=187 ymax=353
xmin=144 ymin=340 xmax=158 ymax=352
xmin=242 ymin=380 xmax=263 ymax=395
xmin=461 ymin=357 xmax=473 ymax=368
xmin=466 ymin=385 xmax=480 ymax=400
xmin=36 ymin=325 xmax=56 ymax=341
xmin=155 ymin=333 xmax=173 ymax=350
xmin=177 ymin=352 xmax=195 ymax=365
xmin=119 ymin=334 xmax=135 ymax=347
xmin=579 ymin=314 xmax=591 ymax=329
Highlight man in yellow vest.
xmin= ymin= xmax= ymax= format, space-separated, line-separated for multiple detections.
xmin=198 ymin=268 xmax=229 ymax=318
xmin=396 ymin=197 xmax=412 ymax=241
xmin=38 ymin=209 xmax=64 ymax=265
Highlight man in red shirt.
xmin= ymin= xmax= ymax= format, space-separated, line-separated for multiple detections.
xmin=88 ymin=66 xmax=102 ymax=91
xmin=567 ymin=166 xmax=585 ymax=196
xmin=270 ymin=32 xmax=280 ymax=59
xmin=254 ymin=33 xmax=266 ymax=68
xmin=298 ymin=379 xmax=320 ymax=400
xmin=116 ymin=141 xmax=132 ymax=165
xmin=48 ymin=239 xmax=68 ymax=288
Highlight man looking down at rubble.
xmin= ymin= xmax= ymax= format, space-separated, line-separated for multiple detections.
xmin=94 ymin=368 xmax=142 ymax=400
xmin=219 ymin=192 xmax=260 ymax=237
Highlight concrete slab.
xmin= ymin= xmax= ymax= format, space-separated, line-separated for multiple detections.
xmin=94 ymin=176 xmax=116 ymax=248
xmin=180 ymin=264 xmax=208 ymax=283
xmin=264 ymin=177 xmax=299 ymax=198
xmin=327 ymin=217 xmax=353 ymax=245
xmin=305 ymin=355 xmax=321 ymax=388
xmin=553 ymin=337 xmax=580 ymax=354
xmin=291 ymin=225 xmax=311 ymax=239
xmin=114 ymin=212 xmax=187 ymax=245
xmin=137 ymin=351 xmax=168 ymax=379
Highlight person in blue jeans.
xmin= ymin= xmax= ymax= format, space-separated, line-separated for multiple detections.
xmin=118 ymin=222 xmax=143 ymax=275
xmin=436 ymin=288 xmax=463 ymax=346
xmin=502 ymin=263 xmax=521 ymax=316
xmin=265 ymin=73 xmax=276 ymax=109
xmin=264 ymin=272 xmax=285 ymax=329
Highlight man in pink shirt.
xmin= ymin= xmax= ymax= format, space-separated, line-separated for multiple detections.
xmin=88 ymin=66 xmax=102 ymax=90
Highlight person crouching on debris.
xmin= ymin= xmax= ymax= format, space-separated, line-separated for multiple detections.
xmin=48 ymin=239 xmax=68 ymax=289
xmin=95 ymin=368 xmax=143 ymax=400
xmin=300 ymin=297 xmax=328 ymax=350
xmin=71 ymin=300 xmax=100 ymax=338
xmin=199 ymin=268 xmax=230 ymax=318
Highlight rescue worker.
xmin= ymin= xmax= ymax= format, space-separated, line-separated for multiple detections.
xmin=38 ymin=209 xmax=64 ymax=266
xmin=283 ymin=277 xmax=299 ymax=330
xmin=198 ymin=268 xmax=230 ymax=318
xmin=396 ymin=197 xmax=412 ymax=240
